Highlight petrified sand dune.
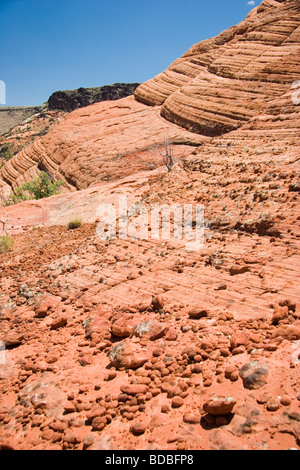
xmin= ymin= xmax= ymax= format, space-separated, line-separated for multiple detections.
xmin=0 ymin=0 xmax=299 ymax=195
xmin=0 ymin=1 xmax=300 ymax=451
xmin=136 ymin=0 xmax=300 ymax=136
xmin=0 ymin=97 xmax=205 ymax=194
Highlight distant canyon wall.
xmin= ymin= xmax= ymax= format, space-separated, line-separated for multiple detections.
xmin=0 ymin=83 xmax=141 ymax=135
xmin=0 ymin=107 xmax=41 ymax=135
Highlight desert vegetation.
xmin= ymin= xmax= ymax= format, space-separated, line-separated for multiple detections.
xmin=0 ymin=0 xmax=299 ymax=452
xmin=3 ymin=171 xmax=64 ymax=206
xmin=67 ymin=218 xmax=82 ymax=230
xmin=0 ymin=234 xmax=14 ymax=253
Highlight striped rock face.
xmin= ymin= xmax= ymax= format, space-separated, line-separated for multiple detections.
xmin=0 ymin=0 xmax=299 ymax=196
xmin=135 ymin=0 xmax=300 ymax=136
xmin=0 ymin=0 xmax=300 ymax=452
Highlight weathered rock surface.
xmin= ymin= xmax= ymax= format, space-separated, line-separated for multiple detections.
xmin=135 ymin=0 xmax=300 ymax=136
xmin=203 ymin=396 xmax=236 ymax=415
xmin=239 ymin=362 xmax=269 ymax=390
xmin=108 ymin=340 xmax=150 ymax=369
xmin=0 ymin=0 xmax=299 ymax=199
xmin=0 ymin=96 xmax=204 ymax=195
xmin=0 ymin=0 xmax=299 ymax=452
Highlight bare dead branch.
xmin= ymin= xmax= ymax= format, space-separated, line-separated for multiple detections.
xmin=148 ymin=131 xmax=188 ymax=172
xmin=0 ymin=220 xmax=7 ymax=235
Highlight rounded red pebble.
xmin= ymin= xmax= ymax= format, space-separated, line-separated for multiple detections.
xmin=130 ymin=421 xmax=146 ymax=435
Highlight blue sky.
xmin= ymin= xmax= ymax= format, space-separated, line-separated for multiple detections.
xmin=0 ymin=0 xmax=259 ymax=106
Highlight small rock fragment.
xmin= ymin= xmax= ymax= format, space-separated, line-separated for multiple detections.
xmin=108 ymin=341 xmax=149 ymax=369
xmin=266 ymin=398 xmax=280 ymax=412
xmin=130 ymin=421 xmax=146 ymax=435
xmin=239 ymin=362 xmax=269 ymax=390
xmin=203 ymin=396 xmax=236 ymax=416
xmin=188 ymin=307 xmax=208 ymax=319
xmin=151 ymin=295 xmax=164 ymax=311
xmin=50 ymin=314 xmax=68 ymax=330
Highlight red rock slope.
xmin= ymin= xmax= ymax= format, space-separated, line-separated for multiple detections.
xmin=0 ymin=0 xmax=299 ymax=196
xmin=135 ymin=0 xmax=300 ymax=136
xmin=0 ymin=0 xmax=299 ymax=452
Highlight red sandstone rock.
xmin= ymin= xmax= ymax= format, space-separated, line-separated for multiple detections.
xmin=165 ymin=327 xmax=178 ymax=341
xmin=230 ymin=332 xmax=249 ymax=350
xmin=272 ymin=325 xmax=300 ymax=340
xmin=86 ymin=407 xmax=106 ymax=421
xmin=183 ymin=412 xmax=201 ymax=424
xmin=203 ymin=396 xmax=236 ymax=416
xmin=84 ymin=314 xmax=111 ymax=341
xmin=135 ymin=0 xmax=300 ymax=140
xmin=18 ymin=376 xmax=67 ymax=418
xmin=120 ymin=384 xmax=149 ymax=396
xmin=34 ymin=295 xmax=62 ymax=318
xmin=49 ymin=313 xmax=68 ymax=330
xmin=111 ymin=314 xmax=143 ymax=338
xmin=239 ymin=362 xmax=269 ymax=390
xmin=188 ymin=306 xmax=208 ymax=319
xmin=1 ymin=331 xmax=25 ymax=347
xmin=151 ymin=295 xmax=164 ymax=311
xmin=108 ymin=341 xmax=149 ymax=369
xmin=272 ymin=305 xmax=289 ymax=324
xmin=133 ymin=320 xmax=167 ymax=341
xmin=266 ymin=398 xmax=281 ymax=412
xmin=0 ymin=0 xmax=299 ymax=452
xmin=130 ymin=421 xmax=146 ymax=435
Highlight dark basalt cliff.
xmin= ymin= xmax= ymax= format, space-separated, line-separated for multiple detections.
xmin=47 ymin=83 xmax=141 ymax=112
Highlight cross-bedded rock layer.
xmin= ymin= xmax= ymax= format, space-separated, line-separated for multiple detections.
xmin=0 ymin=0 xmax=299 ymax=197
xmin=0 ymin=0 xmax=299 ymax=451
xmin=135 ymin=0 xmax=300 ymax=136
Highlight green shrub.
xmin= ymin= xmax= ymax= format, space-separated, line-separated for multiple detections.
xmin=0 ymin=235 xmax=14 ymax=253
xmin=22 ymin=171 xmax=64 ymax=199
xmin=0 ymin=144 xmax=13 ymax=161
xmin=8 ymin=186 xmax=32 ymax=205
xmin=67 ymin=218 xmax=82 ymax=230
xmin=5 ymin=171 xmax=64 ymax=205
xmin=37 ymin=126 xmax=49 ymax=137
